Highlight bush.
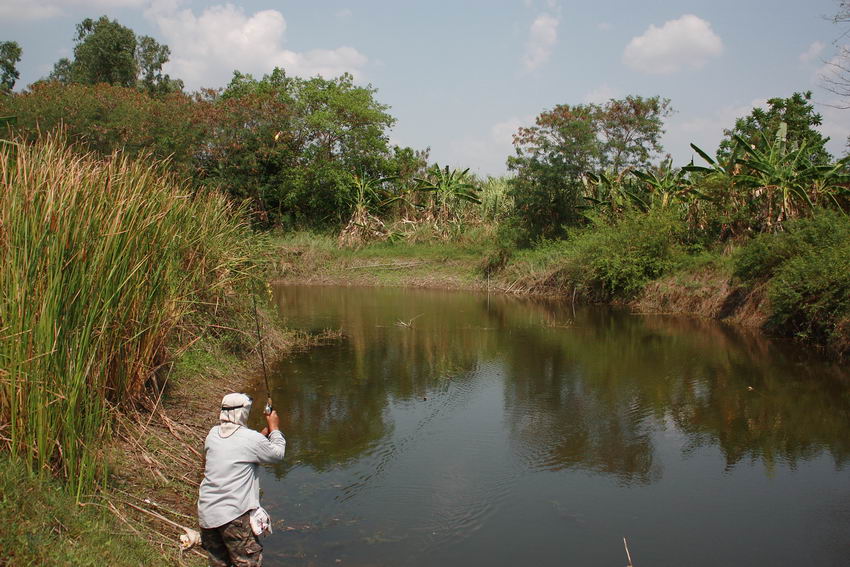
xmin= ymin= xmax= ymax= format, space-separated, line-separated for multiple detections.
xmin=0 ymin=81 xmax=204 ymax=177
xmin=733 ymin=210 xmax=850 ymax=350
xmin=503 ymin=209 xmax=690 ymax=300
xmin=575 ymin=210 xmax=689 ymax=299
xmin=734 ymin=210 xmax=850 ymax=281
xmin=768 ymin=240 xmax=850 ymax=345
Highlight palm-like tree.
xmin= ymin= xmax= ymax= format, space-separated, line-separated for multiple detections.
xmin=630 ymin=159 xmax=706 ymax=209
xmin=414 ymin=164 xmax=480 ymax=222
xmin=733 ymin=123 xmax=850 ymax=229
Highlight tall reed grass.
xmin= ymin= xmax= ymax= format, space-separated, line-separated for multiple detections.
xmin=0 ymin=135 xmax=256 ymax=497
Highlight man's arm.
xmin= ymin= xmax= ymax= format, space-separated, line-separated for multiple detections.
xmin=254 ymin=410 xmax=286 ymax=463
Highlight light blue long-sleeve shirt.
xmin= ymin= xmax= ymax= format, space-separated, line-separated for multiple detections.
xmin=198 ymin=426 xmax=286 ymax=529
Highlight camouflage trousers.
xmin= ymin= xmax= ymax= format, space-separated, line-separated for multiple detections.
xmin=201 ymin=511 xmax=263 ymax=567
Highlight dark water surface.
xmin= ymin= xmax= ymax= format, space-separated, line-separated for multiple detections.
xmin=249 ymin=285 xmax=850 ymax=566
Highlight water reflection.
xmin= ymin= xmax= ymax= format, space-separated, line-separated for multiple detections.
xmin=250 ymin=285 xmax=850 ymax=566
xmin=262 ymin=286 xmax=850 ymax=482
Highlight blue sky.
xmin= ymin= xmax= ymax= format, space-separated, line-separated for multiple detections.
xmin=2 ymin=0 xmax=850 ymax=175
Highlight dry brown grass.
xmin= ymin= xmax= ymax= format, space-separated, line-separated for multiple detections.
xmin=634 ymin=269 xmax=769 ymax=327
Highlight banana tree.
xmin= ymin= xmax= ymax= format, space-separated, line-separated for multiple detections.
xmin=630 ymin=159 xmax=707 ymax=209
xmin=732 ymin=122 xmax=848 ymax=228
xmin=338 ymin=172 xmax=401 ymax=247
xmin=582 ymin=169 xmax=647 ymax=215
xmin=414 ymin=164 xmax=481 ymax=222
xmin=346 ymin=172 xmax=402 ymax=214
xmin=682 ymin=141 xmax=741 ymax=177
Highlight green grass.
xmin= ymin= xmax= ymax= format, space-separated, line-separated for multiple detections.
xmin=273 ymin=227 xmax=498 ymax=285
xmin=0 ymin=134 xmax=258 ymax=496
xmin=0 ymin=457 xmax=162 ymax=566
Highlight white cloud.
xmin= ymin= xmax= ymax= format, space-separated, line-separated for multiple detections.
xmin=523 ymin=14 xmax=559 ymax=71
xmin=145 ymin=2 xmax=368 ymax=90
xmin=623 ymin=14 xmax=723 ymax=74
xmin=0 ymin=1 xmax=62 ymax=20
xmin=597 ymin=22 xmax=613 ymax=32
xmin=799 ymin=41 xmax=825 ymax=63
xmin=447 ymin=116 xmax=532 ymax=175
xmin=0 ymin=0 xmax=145 ymax=20
xmin=491 ymin=117 xmax=527 ymax=147
xmin=335 ymin=8 xmax=352 ymax=19
xmin=583 ymin=84 xmax=618 ymax=104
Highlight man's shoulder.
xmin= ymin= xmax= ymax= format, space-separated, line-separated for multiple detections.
xmin=236 ymin=427 xmax=267 ymax=442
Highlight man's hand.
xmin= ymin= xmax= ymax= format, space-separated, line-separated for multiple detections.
xmin=265 ymin=410 xmax=280 ymax=434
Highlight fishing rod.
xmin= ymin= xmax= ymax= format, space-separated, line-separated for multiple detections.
xmin=252 ymin=292 xmax=273 ymax=415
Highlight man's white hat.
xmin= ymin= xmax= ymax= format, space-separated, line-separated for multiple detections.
xmin=219 ymin=392 xmax=252 ymax=438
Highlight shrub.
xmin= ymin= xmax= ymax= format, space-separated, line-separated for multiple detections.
xmin=502 ymin=209 xmax=690 ymax=300
xmin=734 ymin=210 xmax=850 ymax=281
xmin=733 ymin=210 xmax=850 ymax=351
xmin=576 ymin=210 xmax=689 ymax=299
xmin=767 ymin=240 xmax=850 ymax=345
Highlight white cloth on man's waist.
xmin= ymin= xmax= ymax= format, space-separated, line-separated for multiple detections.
xmin=197 ymin=425 xmax=286 ymax=529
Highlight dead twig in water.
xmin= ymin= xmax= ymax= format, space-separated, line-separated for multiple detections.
xmin=395 ymin=313 xmax=424 ymax=328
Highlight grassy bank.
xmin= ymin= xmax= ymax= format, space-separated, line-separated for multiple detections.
xmin=0 ymin=456 xmax=162 ymax=566
xmin=0 ymin=135 xmax=278 ymax=565
xmin=274 ymin=228 xmax=497 ymax=290
xmin=0 ymin=304 xmax=335 ymax=566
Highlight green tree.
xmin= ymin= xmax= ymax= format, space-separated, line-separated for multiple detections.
xmin=596 ymin=95 xmax=673 ymax=171
xmin=718 ymin=92 xmax=831 ymax=165
xmin=48 ymin=58 xmax=74 ymax=84
xmin=135 ymin=35 xmax=182 ymax=94
xmin=0 ymin=41 xmax=22 ymax=93
xmin=506 ymin=96 xmax=672 ymax=242
xmin=72 ymin=16 xmax=138 ymax=87
xmin=200 ymin=68 xmax=397 ymax=227
xmin=46 ymin=17 xmax=180 ymax=94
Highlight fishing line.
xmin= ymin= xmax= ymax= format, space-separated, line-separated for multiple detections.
xmin=252 ymin=291 xmax=273 ymax=415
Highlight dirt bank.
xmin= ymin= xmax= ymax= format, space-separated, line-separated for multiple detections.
xmin=633 ymin=268 xmax=770 ymax=328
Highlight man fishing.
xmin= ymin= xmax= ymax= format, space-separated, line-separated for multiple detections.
xmin=198 ymin=392 xmax=285 ymax=567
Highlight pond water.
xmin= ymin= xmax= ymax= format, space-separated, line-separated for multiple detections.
xmin=248 ymin=285 xmax=850 ymax=566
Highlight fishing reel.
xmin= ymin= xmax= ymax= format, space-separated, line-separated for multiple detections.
xmin=264 ymin=399 xmax=273 ymax=415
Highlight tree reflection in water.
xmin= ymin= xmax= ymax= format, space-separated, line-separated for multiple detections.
xmin=260 ymin=285 xmax=850 ymax=484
